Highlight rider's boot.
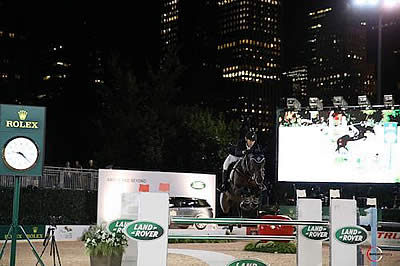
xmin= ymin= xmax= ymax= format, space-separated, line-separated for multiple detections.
xmin=218 ymin=170 xmax=229 ymax=192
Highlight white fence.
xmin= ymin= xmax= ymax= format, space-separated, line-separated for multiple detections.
xmin=0 ymin=166 xmax=98 ymax=190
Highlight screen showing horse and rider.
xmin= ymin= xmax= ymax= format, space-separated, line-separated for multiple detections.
xmin=278 ymin=108 xmax=400 ymax=183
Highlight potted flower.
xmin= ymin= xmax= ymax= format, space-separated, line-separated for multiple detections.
xmin=81 ymin=224 xmax=129 ymax=266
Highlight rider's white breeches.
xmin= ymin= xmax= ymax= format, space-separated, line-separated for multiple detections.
xmin=223 ymin=154 xmax=241 ymax=170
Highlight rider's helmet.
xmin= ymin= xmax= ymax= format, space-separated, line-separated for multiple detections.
xmin=245 ymin=130 xmax=257 ymax=142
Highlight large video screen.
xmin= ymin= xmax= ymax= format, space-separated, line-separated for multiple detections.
xmin=277 ymin=109 xmax=400 ymax=183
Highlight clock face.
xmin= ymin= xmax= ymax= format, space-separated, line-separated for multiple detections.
xmin=2 ymin=137 xmax=39 ymax=171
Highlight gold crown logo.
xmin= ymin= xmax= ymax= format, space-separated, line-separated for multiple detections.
xmin=18 ymin=110 xmax=28 ymax=120
xmin=33 ymin=227 xmax=38 ymax=233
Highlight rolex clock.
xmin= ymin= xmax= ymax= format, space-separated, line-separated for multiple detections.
xmin=2 ymin=136 xmax=39 ymax=171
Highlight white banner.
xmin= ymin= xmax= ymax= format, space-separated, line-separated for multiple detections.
xmin=50 ymin=225 xmax=90 ymax=241
xmin=97 ymin=169 xmax=216 ymax=224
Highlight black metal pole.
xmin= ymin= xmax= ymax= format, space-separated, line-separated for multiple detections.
xmin=377 ymin=6 xmax=383 ymax=104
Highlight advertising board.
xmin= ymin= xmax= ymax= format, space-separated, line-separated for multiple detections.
xmin=278 ymin=109 xmax=400 ymax=183
xmin=97 ymin=169 xmax=216 ymax=224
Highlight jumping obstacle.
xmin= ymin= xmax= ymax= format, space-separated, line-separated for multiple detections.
xmin=171 ymin=198 xmax=372 ymax=266
xmin=99 ymin=192 xmax=375 ymax=266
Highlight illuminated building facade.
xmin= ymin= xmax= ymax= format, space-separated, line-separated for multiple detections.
xmin=160 ymin=0 xmax=282 ymax=132
xmin=160 ymin=0 xmax=179 ymax=62
xmin=0 ymin=0 xmax=30 ymax=104
xmin=216 ymin=0 xmax=282 ymax=132
xmin=282 ymin=65 xmax=308 ymax=102
xmin=306 ymin=0 xmax=374 ymax=105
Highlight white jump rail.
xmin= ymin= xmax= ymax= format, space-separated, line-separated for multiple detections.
xmin=169 ymin=234 xmax=296 ymax=241
xmin=170 ymin=217 xmax=329 ymax=226
xmin=170 ymin=199 xmax=365 ymax=266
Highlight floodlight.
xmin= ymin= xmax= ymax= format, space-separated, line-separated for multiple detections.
xmin=384 ymin=94 xmax=394 ymax=108
xmin=383 ymin=0 xmax=400 ymax=9
xmin=286 ymin=98 xmax=301 ymax=110
xmin=366 ymin=198 xmax=377 ymax=206
xmin=296 ymin=189 xmax=307 ymax=199
xmin=309 ymin=97 xmax=323 ymax=110
xmin=358 ymin=95 xmax=371 ymax=107
xmin=332 ymin=96 xmax=348 ymax=108
xmin=329 ymin=189 xmax=341 ymax=199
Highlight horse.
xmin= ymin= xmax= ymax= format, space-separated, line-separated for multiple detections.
xmin=219 ymin=151 xmax=266 ymax=217
xmin=336 ymin=124 xmax=375 ymax=152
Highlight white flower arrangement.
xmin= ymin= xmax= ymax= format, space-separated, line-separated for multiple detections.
xmin=81 ymin=224 xmax=128 ymax=256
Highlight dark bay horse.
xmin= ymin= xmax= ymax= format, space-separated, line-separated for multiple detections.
xmin=336 ymin=124 xmax=375 ymax=152
xmin=220 ymin=151 xmax=266 ymax=216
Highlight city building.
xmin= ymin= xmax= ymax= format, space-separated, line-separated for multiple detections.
xmin=160 ymin=0 xmax=218 ymax=106
xmin=305 ymin=0 xmax=374 ymax=106
xmin=0 ymin=0 xmax=31 ymax=104
xmin=160 ymin=0 xmax=282 ymax=133
xmin=282 ymin=65 xmax=308 ymax=103
xmin=216 ymin=0 xmax=282 ymax=132
xmin=368 ymin=11 xmax=400 ymax=101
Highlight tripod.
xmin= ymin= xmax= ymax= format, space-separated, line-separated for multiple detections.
xmin=36 ymin=226 xmax=62 ymax=266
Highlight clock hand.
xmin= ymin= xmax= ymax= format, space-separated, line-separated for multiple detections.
xmin=16 ymin=151 xmax=31 ymax=162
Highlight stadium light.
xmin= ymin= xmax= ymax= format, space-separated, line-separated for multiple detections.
xmin=383 ymin=94 xmax=394 ymax=108
xmin=296 ymin=189 xmax=307 ymax=199
xmin=332 ymin=96 xmax=348 ymax=108
xmin=286 ymin=98 xmax=301 ymax=110
xmin=358 ymin=95 xmax=371 ymax=107
xmin=309 ymin=97 xmax=323 ymax=110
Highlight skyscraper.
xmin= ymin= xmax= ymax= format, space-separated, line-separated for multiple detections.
xmin=368 ymin=11 xmax=400 ymax=101
xmin=216 ymin=0 xmax=282 ymax=132
xmin=0 ymin=0 xmax=31 ymax=104
xmin=306 ymin=0 xmax=374 ymax=105
xmin=160 ymin=0 xmax=282 ymax=133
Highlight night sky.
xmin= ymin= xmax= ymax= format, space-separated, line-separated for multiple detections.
xmin=2 ymin=0 xmax=160 ymax=68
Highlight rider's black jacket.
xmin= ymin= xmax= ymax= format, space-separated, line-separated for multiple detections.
xmin=232 ymin=140 xmax=263 ymax=157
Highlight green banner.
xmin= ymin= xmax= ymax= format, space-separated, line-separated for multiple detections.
xmin=0 ymin=225 xmax=46 ymax=240
xmin=0 ymin=104 xmax=46 ymax=176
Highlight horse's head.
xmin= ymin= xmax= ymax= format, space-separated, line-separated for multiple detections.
xmin=366 ymin=126 xmax=375 ymax=135
xmin=244 ymin=151 xmax=266 ymax=184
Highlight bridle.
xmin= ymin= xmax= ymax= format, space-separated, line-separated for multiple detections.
xmin=232 ymin=153 xmax=265 ymax=184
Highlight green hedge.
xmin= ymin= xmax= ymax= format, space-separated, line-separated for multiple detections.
xmin=244 ymin=241 xmax=296 ymax=254
xmin=168 ymin=239 xmax=232 ymax=243
xmin=0 ymin=187 xmax=97 ymax=225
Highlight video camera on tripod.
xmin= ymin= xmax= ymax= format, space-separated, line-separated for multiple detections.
xmin=49 ymin=215 xmax=62 ymax=227
xmin=36 ymin=215 xmax=63 ymax=266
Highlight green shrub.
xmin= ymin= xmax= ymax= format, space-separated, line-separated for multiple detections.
xmin=0 ymin=187 xmax=97 ymax=225
xmin=244 ymin=241 xmax=296 ymax=254
xmin=168 ymin=239 xmax=233 ymax=243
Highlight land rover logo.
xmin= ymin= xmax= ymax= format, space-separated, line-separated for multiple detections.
xmin=227 ymin=259 xmax=269 ymax=266
xmin=125 ymin=221 xmax=164 ymax=241
xmin=301 ymin=225 xmax=329 ymax=240
xmin=190 ymin=181 xmax=206 ymax=190
xmin=335 ymin=226 xmax=368 ymax=245
xmin=108 ymin=219 xmax=134 ymax=234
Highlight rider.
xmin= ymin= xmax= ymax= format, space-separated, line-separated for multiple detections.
xmin=348 ymin=124 xmax=360 ymax=139
xmin=219 ymin=129 xmax=261 ymax=192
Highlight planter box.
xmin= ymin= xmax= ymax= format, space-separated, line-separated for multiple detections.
xmin=90 ymin=255 xmax=122 ymax=266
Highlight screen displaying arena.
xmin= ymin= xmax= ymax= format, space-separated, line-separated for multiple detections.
xmin=277 ymin=108 xmax=400 ymax=183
